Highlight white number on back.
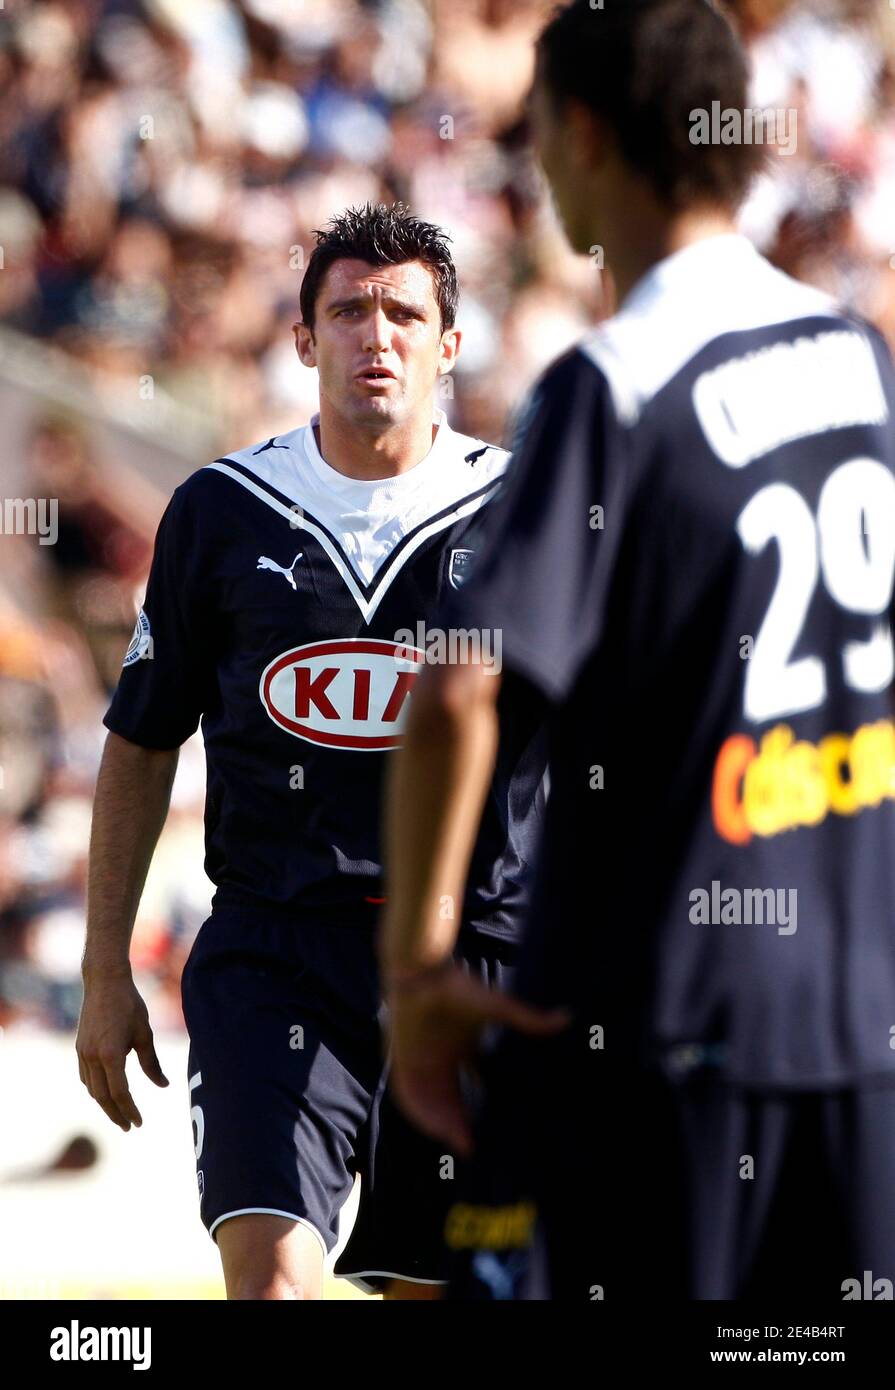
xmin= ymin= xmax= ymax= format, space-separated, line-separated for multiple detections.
xmin=737 ymin=458 xmax=895 ymax=724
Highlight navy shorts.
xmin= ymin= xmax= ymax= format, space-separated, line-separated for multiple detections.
xmin=180 ymin=900 xmax=516 ymax=1279
xmin=446 ymin=1031 xmax=895 ymax=1300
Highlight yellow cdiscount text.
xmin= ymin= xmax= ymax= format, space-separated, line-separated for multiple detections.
xmin=444 ymin=1201 xmax=536 ymax=1251
xmin=713 ymin=718 xmax=895 ymax=845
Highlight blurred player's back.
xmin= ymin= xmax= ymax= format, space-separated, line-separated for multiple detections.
xmin=539 ymin=234 xmax=895 ymax=1089
xmin=444 ymin=226 xmax=895 ymax=1302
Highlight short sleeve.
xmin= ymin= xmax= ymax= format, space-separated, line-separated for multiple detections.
xmin=441 ymin=348 xmax=628 ymax=703
xmin=103 ymin=485 xmax=210 ymax=749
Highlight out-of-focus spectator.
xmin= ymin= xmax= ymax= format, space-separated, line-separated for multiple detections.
xmin=24 ymin=416 xmax=153 ymax=691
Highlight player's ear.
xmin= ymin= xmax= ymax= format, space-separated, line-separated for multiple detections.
xmin=438 ymin=327 xmax=461 ymax=375
xmin=294 ymin=321 xmax=317 ymax=368
xmin=567 ymin=98 xmax=607 ymax=171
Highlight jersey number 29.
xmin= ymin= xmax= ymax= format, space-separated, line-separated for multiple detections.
xmin=737 ymin=457 xmax=895 ymax=724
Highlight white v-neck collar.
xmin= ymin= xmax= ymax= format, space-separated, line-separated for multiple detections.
xmin=303 ymin=410 xmax=453 ymax=503
xmin=205 ymin=407 xmax=508 ymax=623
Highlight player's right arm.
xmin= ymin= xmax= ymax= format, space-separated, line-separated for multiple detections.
xmin=77 ymin=480 xmax=211 ymax=1129
xmin=77 ymin=732 xmax=176 ymax=1130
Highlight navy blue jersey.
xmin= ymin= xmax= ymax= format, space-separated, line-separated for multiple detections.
xmin=443 ymin=234 xmax=895 ymax=1086
xmin=104 ymin=411 xmax=546 ymax=936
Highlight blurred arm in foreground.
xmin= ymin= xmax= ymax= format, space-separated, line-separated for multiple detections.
xmin=380 ymin=661 xmax=565 ymax=1156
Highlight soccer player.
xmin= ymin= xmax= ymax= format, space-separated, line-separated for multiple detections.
xmin=76 ymin=203 xmax=548 ymax=1300
xmin=381 ymin=0 xmax=895 ymax=1300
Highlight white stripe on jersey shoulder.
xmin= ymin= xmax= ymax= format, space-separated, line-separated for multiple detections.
xmin=206 ymin=413 xmax=508 ymax=564
xmin=580 ymin=234 xmax=842 ymax=425
xmin=205 ymin=459 xmax=375 ymax=618
xmin=202 ymin=413 xmax=507 ymax=625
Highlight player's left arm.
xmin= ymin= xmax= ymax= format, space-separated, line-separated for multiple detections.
xmin=381 ymin=660 xmax=498 ymax=980
xmin=381 ymin=660 xmax=561 ymax=1154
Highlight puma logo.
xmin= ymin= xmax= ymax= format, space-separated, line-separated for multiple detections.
xmin=257 ymin=553 xmax=303 ymax=590
xmin=253 ymin=436 xmax=290 ymax=455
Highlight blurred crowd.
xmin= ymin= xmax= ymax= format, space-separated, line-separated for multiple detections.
xmin=1 ymin=0 xmax=894 ymax=1032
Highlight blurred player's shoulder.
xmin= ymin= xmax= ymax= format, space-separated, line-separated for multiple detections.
xmin=504 ymin=345 xmax=603 ymax=454
xmin=577 ymin=235 xmax=846 ymax=426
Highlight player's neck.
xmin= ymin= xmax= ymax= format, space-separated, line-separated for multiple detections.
xmin=313 ymin=409 xmax=438 ymax=482
xmin=606 ymin=206 xmax=740 ymax=309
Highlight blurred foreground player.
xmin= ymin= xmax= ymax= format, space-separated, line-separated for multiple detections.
xmin=76 ymin=204 xmax=547 ymax=1299
xmin=382 ymin=0 xmax=895 ymax=1300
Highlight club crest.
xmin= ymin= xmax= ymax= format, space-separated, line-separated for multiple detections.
xmin=448 ymin=548 xmax=475 ymax=590
xmin=123 ymin=608 xmax=152 ymax=666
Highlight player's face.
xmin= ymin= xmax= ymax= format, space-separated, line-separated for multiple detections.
xmin=294 ymin=259 xmax=460 ymax=432
xmin=530 ymin=75 xmax=600 ymax=257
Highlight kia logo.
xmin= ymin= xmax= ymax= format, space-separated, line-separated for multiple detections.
xmin=259 ymin=638 xmax=426 ymax=749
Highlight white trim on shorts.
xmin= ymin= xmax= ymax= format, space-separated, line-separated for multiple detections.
xmin=339 ymin=1269 xmax=448 ymax=1295
xmin=209 ymin=1207 xmax=329 ymax=1258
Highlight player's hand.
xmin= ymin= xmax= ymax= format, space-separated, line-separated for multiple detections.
xmin=76 ymin=969 xmax=169 ymax=1130
xmin=385 ymin=963 xmax=569 ymax=1158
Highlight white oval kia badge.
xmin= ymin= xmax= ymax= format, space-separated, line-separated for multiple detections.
xmin=259 ymin=638 xmax=426 ymax=750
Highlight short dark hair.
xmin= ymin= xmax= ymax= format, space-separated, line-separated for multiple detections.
xmin=299 ymin=203 xmax=459 ymax=333
xmin=536 ymin=0 xmax=764 ymax=210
